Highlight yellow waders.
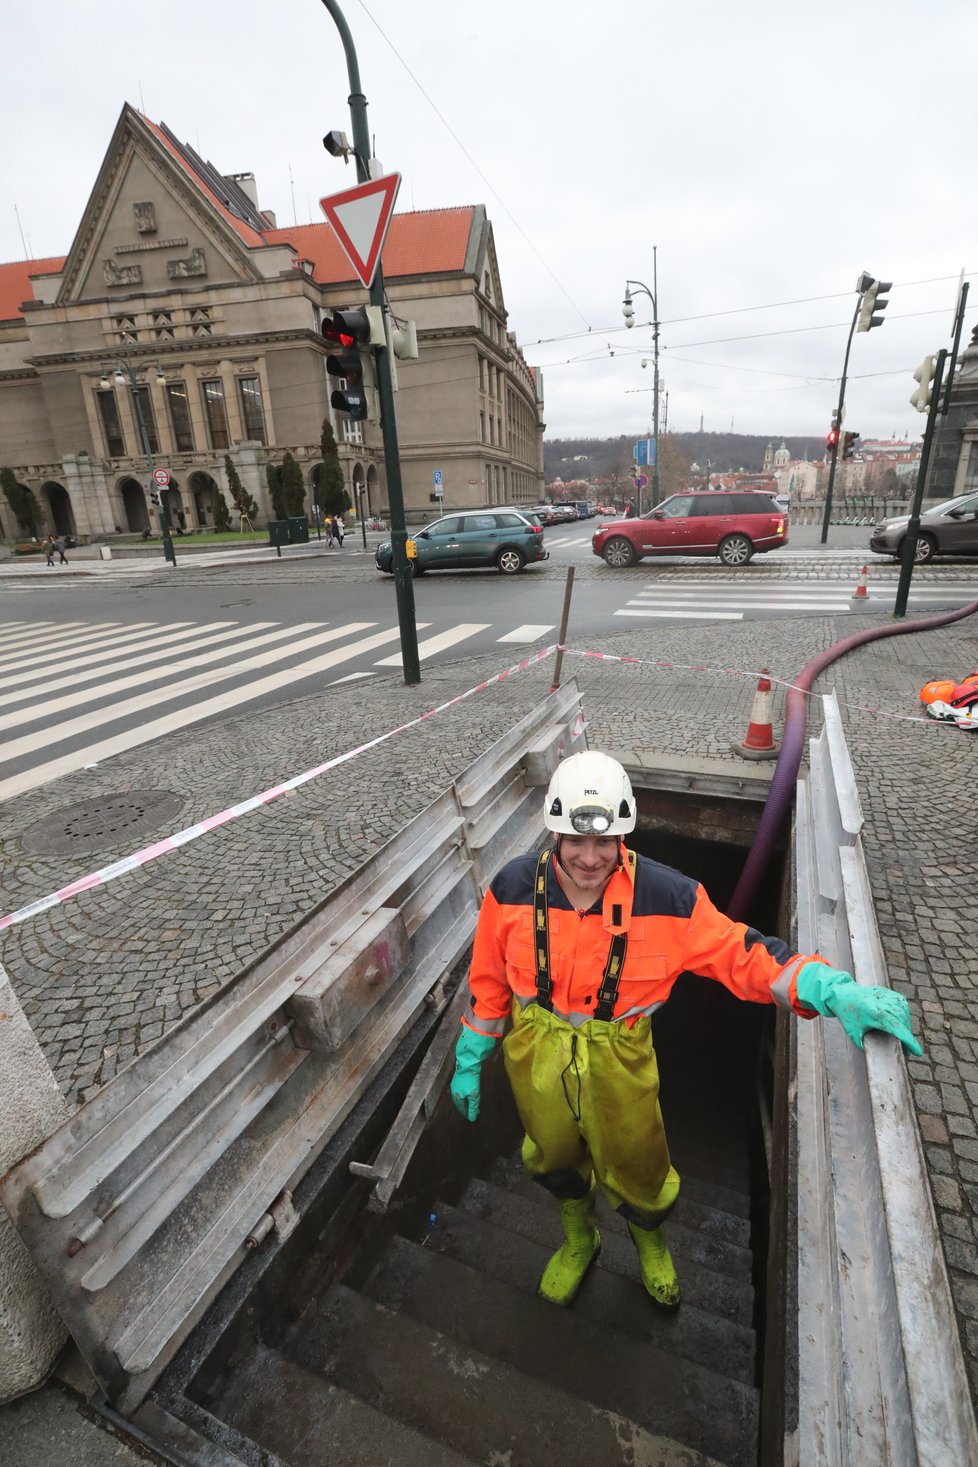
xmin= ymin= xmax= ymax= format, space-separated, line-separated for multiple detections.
xmin=502 ymin=999 xmax=680 ymax=1227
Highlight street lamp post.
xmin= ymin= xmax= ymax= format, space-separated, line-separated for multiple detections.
xmin=622 ymin=248 xmax=661 ymax=509
xmin=101 ymin=359 xmax=176 ymax=566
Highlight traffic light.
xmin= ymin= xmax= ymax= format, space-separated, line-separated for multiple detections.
xmin=826 ymin=409 xmax=841 ymax=455
xmin=322 ymin=305 xmax=384 ymax=422
xmin=910 ymin=355 xmax=937 ymax=413
xmin=389 ymin=317 xmax=419 ymax=360
xmin=842 ymin=431 xmax=859 ymax=460
xmin=149 ymin=489 xmax=161 ymax=507
xmin=856 ymin=278 xmax=892 ymax=333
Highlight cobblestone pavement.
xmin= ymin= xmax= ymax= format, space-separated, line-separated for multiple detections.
xmin=2 ymin=602 xmax=978 ymax=1400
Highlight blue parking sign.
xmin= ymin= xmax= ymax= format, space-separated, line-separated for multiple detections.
xmin=433 ymin=470 xmax=443 ymax=486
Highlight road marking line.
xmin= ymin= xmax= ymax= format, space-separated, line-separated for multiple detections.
xmin=628 ymin=595 xmax=853 ymax=610
xmin=0 ymin=622 xmax=149 ymax=673
xmin=0 ymin=621 xmax=90 ymax=650
xmin=0 ymin=619 xmax=243 ymax=692
xmin=374 ymin=622 xmax=491 ymax=667
xmin=0 ymin=623 xmax=325 ymax=733
xmin=0 ymin=621 xmax=243 ymax=700
xmin=614 ymin=608 xmax=744 ymax=620
xmin=0 ymin=622 xmax=183 ymax=679
xmin=329 ymin=671 xmax=376 ymax=684
xmin=0 ymin=623 xmax=428 ymax=803
xmin=0 ymin=622 xmax=384 ymax=768
xmin=496 ymin=624 xmax=556 ymax=643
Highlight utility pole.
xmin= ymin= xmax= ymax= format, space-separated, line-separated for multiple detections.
xmin=821 ymin=272 xmax=890 ymax=545
xmin=320 ymin=0 xmax=420 ymax=685
xmin=622 ymin=255 xmax=661 ymax=508
xmin=894 ymin=349 xmax=947 ymax=618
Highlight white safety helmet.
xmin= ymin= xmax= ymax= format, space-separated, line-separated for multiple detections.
xmin=544 ymin=751 xmax=636 ymax=836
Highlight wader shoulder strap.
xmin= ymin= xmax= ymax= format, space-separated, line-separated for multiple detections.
xmin=533 ymin=849 xmax=554 ymax=1010
xmin=534 ymin=849 xmax=630 ymax=1021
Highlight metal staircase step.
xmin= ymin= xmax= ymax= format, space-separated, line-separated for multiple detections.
xmin=369 ymin=1226 xmax=756 ymax=1390
xmin=288 ymin=1282 xmax=737 ymax=1467
xmin=434 ymin=1196 xmax=754 ymax=1328
xmin=463 ymin=1175 xmax=754 ymax=1283
xmin=485 ymin=1154 xmax=752 ymax=1249
xmin=217 ymin=1339 xmax=479 ymax=1467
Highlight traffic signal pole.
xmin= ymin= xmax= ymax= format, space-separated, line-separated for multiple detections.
xmin=819 ymin=297 xmax=861 ymax=545
xmin=894 ymin=348 xmax=947 ymax=619
xmin=320 ymin=0 xmax=421 ymax=686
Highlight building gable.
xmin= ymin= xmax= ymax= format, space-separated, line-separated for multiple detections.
xmin=54 ymin=105 xmax=267 ymax=308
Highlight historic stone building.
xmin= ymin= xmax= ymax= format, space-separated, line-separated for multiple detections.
xmin=0 ymin=104 xmax=545 ymax=542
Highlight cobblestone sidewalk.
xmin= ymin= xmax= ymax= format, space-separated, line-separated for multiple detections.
xmin=2 ymin=603 xmax=977 ymax=1404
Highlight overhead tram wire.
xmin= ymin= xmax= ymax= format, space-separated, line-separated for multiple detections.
xmin=353 ymin=0 xmax=600 ymax=341
xmin=522 ymin=271 xmax=975 ymax=351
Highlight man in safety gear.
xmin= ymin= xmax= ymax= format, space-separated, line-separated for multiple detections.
xmin=450 ymin=750 xmax=923 ymax=1312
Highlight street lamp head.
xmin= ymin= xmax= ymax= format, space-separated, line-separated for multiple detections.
xmin=155 ymin=367 xmax=166 ymax=385
xmin=622 ymin=288 xmax=635 ymax=328
xmin=114 ymin=369 xmax=126 ymax=387
xmin=98 ymin=375 xmax=111 ymax=390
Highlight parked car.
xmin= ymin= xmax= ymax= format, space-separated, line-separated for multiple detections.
xmin=869 ymin=492 xmax=978 ymax=563
xmin=375 ymin=509 xmax=549 ymax=576
xmin=552 ymin=504 xmax=579 ymax=522
xmin=591 ymin=490 xmax=788 ymax=567
xmin=530 ymin=504 xmax=560 ymax=526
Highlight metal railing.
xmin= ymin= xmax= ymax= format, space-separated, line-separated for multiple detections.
xmin=793 ymin=693 xmax=977 ymax=1466
xmin=0 ymin=683 xmax=586 ymax=1412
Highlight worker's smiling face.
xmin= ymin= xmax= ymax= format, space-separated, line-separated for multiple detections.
xmin=557 ymin=835 xmax=620 ymax=892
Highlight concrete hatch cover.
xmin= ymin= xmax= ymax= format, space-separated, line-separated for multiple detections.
xmin=20 ymin=791 xmax=185 ymax=857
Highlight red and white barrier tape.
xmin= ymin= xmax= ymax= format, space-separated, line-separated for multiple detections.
xmin=558 ymin=644 xmax=963 ymax=728
xmin=1 ymin=636 xmax=960 ymax=935
xmin=0 ymin=644 xmax=557 ymax=934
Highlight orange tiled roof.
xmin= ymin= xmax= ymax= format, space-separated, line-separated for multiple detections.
xmin=0 ymin=257 xmax=66 ymax=322
xmin=266 ymin=207 xmax=475 ymax=285
xmin=142 ymin=118 xmax=267 ymax=249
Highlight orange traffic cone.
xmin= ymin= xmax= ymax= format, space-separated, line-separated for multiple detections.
xmin=853 ymin=564 xmax=869 ymax=599
xmin=732 ymin=670 xmax=779 ymax=760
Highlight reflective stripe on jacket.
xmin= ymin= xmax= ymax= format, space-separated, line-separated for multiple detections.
xmin=462 ymin=847 xmax=819 ymax=1038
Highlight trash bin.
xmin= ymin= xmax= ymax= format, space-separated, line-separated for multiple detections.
xmin=268 ymin=520 xmax=290 ymax=549
xmin=287 ymin=515 xmax=309 ymax=545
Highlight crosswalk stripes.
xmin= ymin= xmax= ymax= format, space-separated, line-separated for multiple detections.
xmin=0 ymin=615 xmax=559 ymax=803
xmin=612 ymin=578 xmax=978 ymax=622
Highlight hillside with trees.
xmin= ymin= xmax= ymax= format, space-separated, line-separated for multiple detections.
xmin=545 ymin=432 xmax=821 ymax=484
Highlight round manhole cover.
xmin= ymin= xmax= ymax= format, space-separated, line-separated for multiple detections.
xmin=21 ymin=791 xmax=186 ymax=857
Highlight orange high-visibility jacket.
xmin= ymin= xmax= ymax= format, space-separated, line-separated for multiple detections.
xmin=462 ymin=848 xmax=822 ymax=1038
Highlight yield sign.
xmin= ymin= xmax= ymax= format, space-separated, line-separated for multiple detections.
xmin=319 ymin=172 xmax=401 ymax=290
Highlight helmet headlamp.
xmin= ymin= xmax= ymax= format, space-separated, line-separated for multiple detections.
xmin=569 ymin=805 xmax=614 ymax=835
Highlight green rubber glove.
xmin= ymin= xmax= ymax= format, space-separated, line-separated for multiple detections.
xmin=796 ymin=961 xmax=923 ymax=1057
xmin=450 ymin=1026 xmax=498 ymax=1121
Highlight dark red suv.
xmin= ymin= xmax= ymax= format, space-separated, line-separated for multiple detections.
xmin=592 ymin=491 xmax=788 ymax=567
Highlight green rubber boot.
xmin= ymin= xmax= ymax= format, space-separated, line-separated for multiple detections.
xmin=628 ymin=1221 xmax=681 ymax=1311
xmin=538 ymin=1186 xmax=600 ymax=1307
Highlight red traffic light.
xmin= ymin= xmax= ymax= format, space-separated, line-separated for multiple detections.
xmin=826 ymin=428 xmax=839 ymax=447
xmin=322 ymin=320 xmax=356 ymax=349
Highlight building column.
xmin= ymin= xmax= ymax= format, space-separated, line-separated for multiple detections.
xmin=0 ymin=961 xmax=69 ymax=1404
xmin=228 ymin=440 xmax=266 ymax=520
xmin=60 ymin=454 xmax=116 ymax=538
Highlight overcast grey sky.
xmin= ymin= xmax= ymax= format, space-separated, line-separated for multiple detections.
xmin=2 ymin=0 xmax=975 ymax=443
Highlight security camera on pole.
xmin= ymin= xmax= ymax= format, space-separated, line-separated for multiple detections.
xmin=820 ymin=271 xmax=891 ymax=545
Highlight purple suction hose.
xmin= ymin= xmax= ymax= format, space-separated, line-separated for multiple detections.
xmin=727 ymin=598 xmax=978 ymax=923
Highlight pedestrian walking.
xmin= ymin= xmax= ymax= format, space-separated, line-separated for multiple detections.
xmin=44 ymin=535 xmax=55 ymax=566
xmin=53 ymin=534 xmax=68 ymax=565
xmin=450 ymin=750 xmax=922 ymax=1311
xmin=330 ymin=514 xmax=344 ymax=547
xmin=176 ymin=509 xmax=187 ymax=535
